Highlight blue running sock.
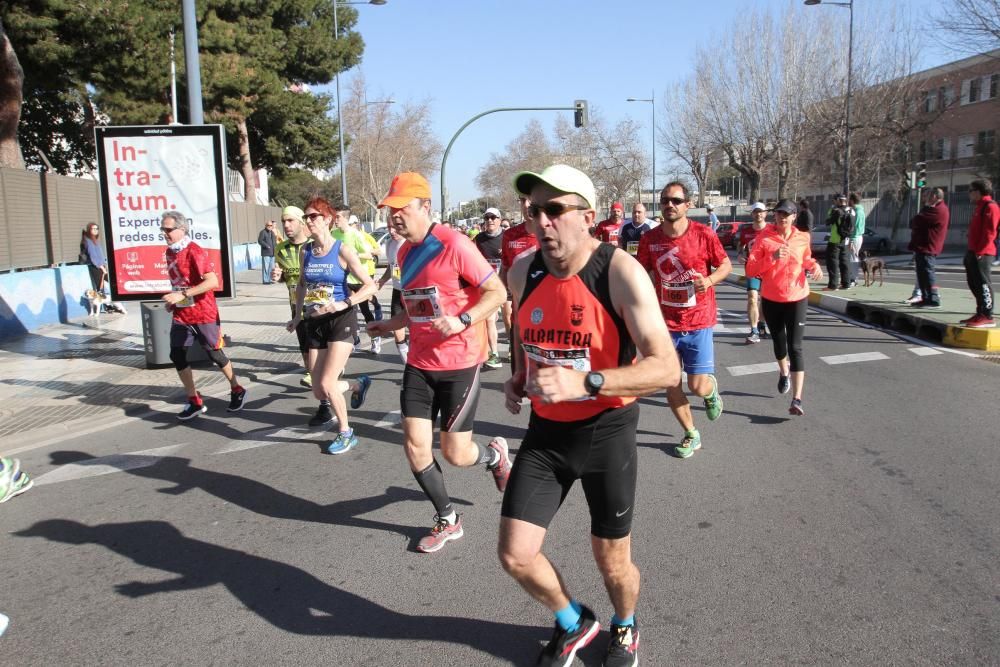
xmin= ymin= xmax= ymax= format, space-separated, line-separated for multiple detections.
xmin=611 ymin=613 xmax=635 ymax=627
xmin=555 ymin=602 xmax=582 ymax=632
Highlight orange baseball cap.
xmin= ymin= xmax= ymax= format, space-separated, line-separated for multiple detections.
xmin=378 ymin=172 xmax=432 ymax=209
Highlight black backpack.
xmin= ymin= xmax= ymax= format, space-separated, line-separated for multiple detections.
xmin=835 ymin=207 xmax=856 ymax=238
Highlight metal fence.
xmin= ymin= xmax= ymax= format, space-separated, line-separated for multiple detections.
xmin=0 ymin=167 xmax=280 ymax=273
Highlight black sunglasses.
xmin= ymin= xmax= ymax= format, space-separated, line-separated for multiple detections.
xmin=660 ymin=197 xmax=687 ymax=206
xmin=303 ymin=212 xmax=324 ymax=222
xmin=527 ymin=201 xmax=589 ymax=219
xmin=483 ymin=214 xmax=498 ymax=221
xmin=160 ymin=226 xmax=178 ymax=232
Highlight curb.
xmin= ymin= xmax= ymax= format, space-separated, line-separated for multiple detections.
xmin=724 ymin=275 xmax=1000 ymax=352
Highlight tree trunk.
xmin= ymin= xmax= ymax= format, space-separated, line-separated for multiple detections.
xmin=237 ymin=116 xmax=257 ymax=204
xmin=0 ymin=20 xmax=25 ymax=169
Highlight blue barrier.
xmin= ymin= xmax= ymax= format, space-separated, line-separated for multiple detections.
xmin=0 ymin=265 xmax=93 ymax=340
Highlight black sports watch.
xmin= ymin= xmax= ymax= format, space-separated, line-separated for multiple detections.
xmin=584 ymin=371 xmax=605 ymax=396
xmin=459 ymin=312 xmax=473 ymax=328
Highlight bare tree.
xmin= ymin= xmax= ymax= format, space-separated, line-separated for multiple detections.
xmin=933 ymin=0 xmax=1000 ymax=54
xmin=659 ymin=77 xmax=713 ymax=206
xmin=476 ymin=119 xmax=558 ymax=215
xmin=342 ymin=75 xmax=443 ymax=223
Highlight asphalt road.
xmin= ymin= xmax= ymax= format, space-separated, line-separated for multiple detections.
xmin=3 ymin=284 xmax=999 ymax=665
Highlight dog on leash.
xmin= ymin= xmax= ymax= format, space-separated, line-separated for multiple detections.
xmin=860 ymin=251 xmax=888 ymax=287
xmin=85 ymin=289 xmax=110 ymax=317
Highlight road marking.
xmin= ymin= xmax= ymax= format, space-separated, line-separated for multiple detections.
xmin=908 ymin=346 xmax=943 ymax=356
xmin=214 ymin=426 xmax=323 ymax=454
xmin=374 ymin=410 xmax=401 ymax=429
xmin=34 ymin=444 xmax=188 ymax=486
xmin=820 ymin=352 xmax=890 ymax=365
xmin=727 ymin=362 xmax=780 ymax=376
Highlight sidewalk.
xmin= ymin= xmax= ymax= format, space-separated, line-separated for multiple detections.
xmin=727 ymin=253 xmax=1000 ymax=352
xmin=0 ymin=272 xmax=321 ymax=447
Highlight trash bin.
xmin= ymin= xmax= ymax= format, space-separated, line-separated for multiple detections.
xmin=140 ymin=301 xmax=207 ymax=369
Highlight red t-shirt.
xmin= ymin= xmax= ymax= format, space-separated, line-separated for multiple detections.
xmin=500 ymin=223 xmax=539 ymax=273
xmin=594 ymin=218 xmax=621 ymax=244
xmin=398 ymin=223 xmax=495 ymax=371
xmin=637 ymin=222 xmax=728 ymax=332
xmin=166 ymin=240 xmax=219 ymax=325
xmin=739 ymin=223 xmax=769 ymax=250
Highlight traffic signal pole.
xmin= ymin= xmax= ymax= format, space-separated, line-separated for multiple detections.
xmin=440 ymin=103 xmax=585 ymax=220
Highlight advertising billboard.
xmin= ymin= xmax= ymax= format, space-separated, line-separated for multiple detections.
xmin=94 ymin=125 xmax=234 ymax=300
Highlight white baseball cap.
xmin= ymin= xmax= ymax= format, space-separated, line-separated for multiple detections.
xmin=750 ymin=202 xmax=768 ymax=212
xmin=513 ymin=164 xmax=596 ymax=210
xmin=484 ymin=207 xmax=501 ymax=219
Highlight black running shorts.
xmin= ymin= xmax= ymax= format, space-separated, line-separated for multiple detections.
xmin=401 ymin=364 xmax=480 ymax=433
xmin=304 ymin=307 xmax=355 ymax=349
xmin=501 ymin=402 xmax=639 ymax=539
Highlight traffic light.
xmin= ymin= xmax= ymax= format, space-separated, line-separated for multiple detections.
xmin=574 ymin=100 xmax=588 ymax=128
xmin=915 ymin=162 xmax=927 ymax=188
xmin=906 ymin=171 xmax=916 ymax=190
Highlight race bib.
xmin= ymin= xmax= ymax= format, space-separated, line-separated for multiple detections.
xmin=402 ymin=286 xmax=442 ymax=322
xmin=661 ymin=280 xmax=696 ymax=308
xmin=522 ymin=343 xmax=593 ymax=402
xmin=626 ymin=241 xmax=640 ymax=256
xmin=304 ymin=285 xmax=334 ymax=306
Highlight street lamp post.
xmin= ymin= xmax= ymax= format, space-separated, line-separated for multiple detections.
xmin=333 ymin=0 xmax=386 ymax=206
xmin=626 ymin=92 xmax=656 ymax=209
xmin=805 ymin=0 xmax=854 ymax=196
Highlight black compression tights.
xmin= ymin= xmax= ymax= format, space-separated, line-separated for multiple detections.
xmin=761 ymin=297 xmax=808 ymax=372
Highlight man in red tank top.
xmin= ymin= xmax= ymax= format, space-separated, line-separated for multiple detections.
xmin=499 ymin=164 xmax=680 ymax=667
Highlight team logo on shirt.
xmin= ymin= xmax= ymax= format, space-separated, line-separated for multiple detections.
xmin=569 ymin=304 xmax=584 ymax=326
xmin=530 ymin=307 xmax=544 ymax=325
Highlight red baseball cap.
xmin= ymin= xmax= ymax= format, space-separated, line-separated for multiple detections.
xmin=379 ymin=172 xmax=432 ymax=209
xmin=611 ymin=202 xmax=623 ymax=211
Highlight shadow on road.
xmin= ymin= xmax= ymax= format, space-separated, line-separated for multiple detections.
xmin=15 ymin=519 xmax=546 ymax=662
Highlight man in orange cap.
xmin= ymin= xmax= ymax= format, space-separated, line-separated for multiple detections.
xmin=367 ymin=172 xmax=511 ymax=553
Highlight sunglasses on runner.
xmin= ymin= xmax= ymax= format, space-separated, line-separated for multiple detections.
xmin=527 ymin=202 xmax=589 ymax=219
xmin=660 ymin=197 xmax=687 ymax=207
xmin=303 ymin=212 xmax=325 ymax=222
xmin=160 ymin=226 xmax=179 ymax=233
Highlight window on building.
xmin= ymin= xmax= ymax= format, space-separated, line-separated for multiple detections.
xmin=922 ymin=90 xmax=935 ymax=113
xmin=977 ymin=129 xmax=996 ymax=155
xmin=935 ymin=138 xmax=950 ymax=160
xmin=989 ymin=74 xmax=998 ymax=100
xmin=969 ymin=77 xmax=982 ymax=103
xmin=918 ymin=140 xmax=928 ymax=162
xmin=958 ymin=134 xmax=976 ymax=158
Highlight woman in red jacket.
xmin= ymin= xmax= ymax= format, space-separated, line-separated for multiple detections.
xmin=744 ymin=199 xmax=823 ymax=416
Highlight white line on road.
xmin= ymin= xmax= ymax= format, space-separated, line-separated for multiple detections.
xmin=820 ymin=352 xmax=891 ymax=365
xmin=726 ymin=362 xmax=780 ymax=376
xmin=908 ymin=346 xmax=943 ymax=356
xmin=374 ymin=410 xmax=401 ymax=429
xmin=34 ymin=444 xmax=188 ymax=486
xmin=214 ymin=426 xmax=323 ymax=454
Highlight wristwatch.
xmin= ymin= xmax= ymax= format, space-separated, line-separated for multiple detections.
xmin=459 ymin=312 xmax=473 ymax=328
xmin=584 ymin=371 xmax=605 ymax=396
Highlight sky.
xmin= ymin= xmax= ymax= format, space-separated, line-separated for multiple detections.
xmin=317 ymin=0 xmax=953 ymax=213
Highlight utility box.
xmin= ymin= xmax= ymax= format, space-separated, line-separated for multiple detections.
xmin=140 ymin=302 xmax=207 ymax=369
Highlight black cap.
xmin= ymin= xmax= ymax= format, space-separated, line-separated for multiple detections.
xmin=771 ymin=199 xmax=797 ymax=215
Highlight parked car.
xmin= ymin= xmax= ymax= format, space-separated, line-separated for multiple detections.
xmin=371 ymin=228 xmax=390 ymax=267
xmin=810 ymin=226 xmax=831 ymax=257
xmin=716 ymin=222 xmax=739 ymax=249
xmin=809 ymin=226 xmax=894 ymax=259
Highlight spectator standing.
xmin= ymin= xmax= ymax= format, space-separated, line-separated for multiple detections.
xmin=907 ymin=188 xmax=949 ymax=309
xmin=824 ymin=194 xmax=856 ymax=290
xmin=79 ymin=223 xmax=108 ymax=292
xmin=258 ymin=220 xmax=278 ymax=284
xmin=707 ymin=204 xmax=719 ymax=232
xmin=961 ymin=179 xmax=1000 ymax=328
xmin=847 ymin=192 xmax=866 ymax=269
xmin=796 ymin=199 xmax=814 ymax=232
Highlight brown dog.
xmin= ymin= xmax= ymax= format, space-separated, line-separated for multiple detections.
xmin=861 ymin=252 xmax=887 ymax=287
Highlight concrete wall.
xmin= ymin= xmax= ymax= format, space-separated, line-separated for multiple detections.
xmin=0 ymin=265 xmax=92 ymax=340
xmin=0 ymin=244 xmax=267 ymax=341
